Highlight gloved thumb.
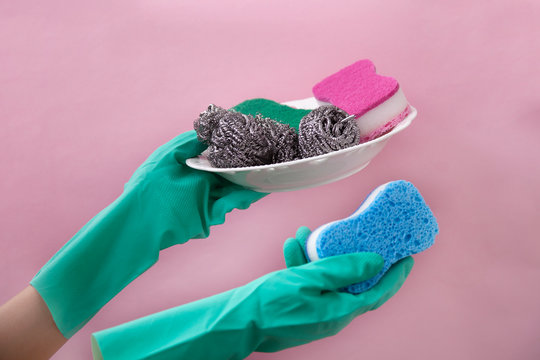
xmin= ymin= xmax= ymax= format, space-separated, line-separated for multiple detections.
xmin=172 ymin=131 xmax=208 ymax=163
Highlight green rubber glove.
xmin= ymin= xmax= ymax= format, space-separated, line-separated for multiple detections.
xmin=30 ymin=130 xmax=267 ymax=338
xmin=91 ymin=228 xmax=414 ymax=360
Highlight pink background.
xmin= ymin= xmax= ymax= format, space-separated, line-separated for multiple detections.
xmin=1 ymin=1 xmax=539 ymax=359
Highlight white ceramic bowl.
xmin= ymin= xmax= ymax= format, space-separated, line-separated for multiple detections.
xmin=186 ymin=101 xmax=417 ymax=192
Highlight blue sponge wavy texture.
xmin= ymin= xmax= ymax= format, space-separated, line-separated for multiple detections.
xmin=311 ymin=180 xmax=438 ymax=293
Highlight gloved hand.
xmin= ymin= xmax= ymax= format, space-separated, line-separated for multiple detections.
xmin=91 ymin=227 xmax=414 ymax=360
xmin=30 ymin=130 xmax=267 ymax=338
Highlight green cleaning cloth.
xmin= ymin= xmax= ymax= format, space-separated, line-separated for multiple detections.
xmin=231 ymin=98 xmax=311 ymax=131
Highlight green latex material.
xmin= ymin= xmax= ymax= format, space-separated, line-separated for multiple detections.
xmin=231 ymin=98 xmax=311 ymax=131
xmin=30 ymin=130 xmax=267 ymax=338
xmin=282 ymin=226 xmax=310 ymax=267
xmin=91 ymin=227 xmax=414 ymax=360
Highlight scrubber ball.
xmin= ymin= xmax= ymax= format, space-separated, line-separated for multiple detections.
xmin=200 ymin=109 xmax=299 ymax=168
xmin=193 ymin=104 xmax=229 ymax=144
xmin=298 ymin=105 xmax=359 ymax=158
xmin=265 ymin=118 xmax=300 ymax=164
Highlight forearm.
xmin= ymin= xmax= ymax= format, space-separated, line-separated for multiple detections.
xmin=0 ymin=286 xmax=67 ymax=360
xmin=30 ymin=189 xmax=164 ymax=338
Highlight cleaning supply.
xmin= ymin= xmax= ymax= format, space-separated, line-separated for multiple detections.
xmin=91 ymin=251 xmax=414 ymax=360
xmin=304 ymin=180 xmax=438 ymax=293
xmin=30 ymin=131 xmax=266 ymax=338
xmin=194 ymin=104 xmax=299 ymax=168
xmin=196 ymin=101 xmax=362 ymax=167
xmin=195 ymin=59 xmax=413 ymax=168
xmin=231 ymin=98 xmax=311 ymax=131
xmin=313 ymin=59 xmax=411 ymax=142
xmin=234 ymin=101 xmax=361 ymax=158
xmin=298 ymin=105 xmax=358 ymax=158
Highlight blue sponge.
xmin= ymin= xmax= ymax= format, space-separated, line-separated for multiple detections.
xmin=304 ymin=180 xmax=438 ymax=293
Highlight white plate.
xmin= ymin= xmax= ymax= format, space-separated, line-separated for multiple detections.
xmin=186 ymin=101 xmax=417 ymax=192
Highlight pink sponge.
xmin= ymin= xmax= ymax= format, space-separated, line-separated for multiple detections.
xmin=313 ymin=60 xmax=410 ymax=142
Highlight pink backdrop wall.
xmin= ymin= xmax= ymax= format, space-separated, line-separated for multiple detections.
xmin=1 ymin=1 xmax=539 ymax=359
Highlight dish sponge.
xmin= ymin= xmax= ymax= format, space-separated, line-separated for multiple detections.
xmin=313 ymin=59 xmax=411 ymax=142
xmin=304 ymin=180 xmax=438 ymax=293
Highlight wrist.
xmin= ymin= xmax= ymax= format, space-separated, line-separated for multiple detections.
xmin=30 ymin=189 xmax=162 ymax=338
xmin=0 ymin=286 xmax=67 ymax=359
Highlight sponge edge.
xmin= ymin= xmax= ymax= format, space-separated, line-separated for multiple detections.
xmin=304 ymin=180 xmax=438 ymax=293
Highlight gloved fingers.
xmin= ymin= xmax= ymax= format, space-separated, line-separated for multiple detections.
xmin=127 ymin=131 xmax=206 ymax=187
xmin=294 ymin=226 xmax=311 ymax=244
xmin=210 ymin=185 xmax=268 ymax=216
xmin=283 ymin=226 xmax=311 ymax=267
xmin=295 ymin=252 xmax=384 ymax=291
xmin=171 ymin=130 xmax=208 ymax=163
xmin=283 ymin=236 xmax=307 ymax=268
xmin=350 ymin=256 xmax=414 ymax=312
xmin=221 ymin=187 xmax=268 ymax=210
xmin=138 ymin=131 xmax=202 ymax=167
